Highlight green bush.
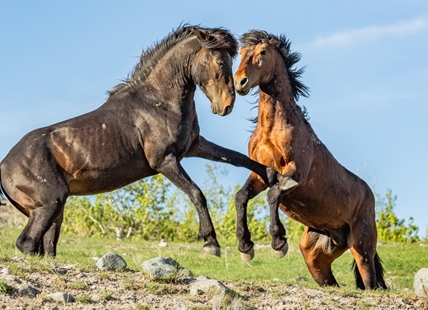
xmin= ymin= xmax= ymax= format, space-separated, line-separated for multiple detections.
xmin=376 ymin=189 xmax=419 ymax=242
xmin=63 ymin=164 xmax=419 ymax=245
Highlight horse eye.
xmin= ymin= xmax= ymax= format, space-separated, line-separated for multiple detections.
xmin=260 ymin=50 xmax=267 ymax=56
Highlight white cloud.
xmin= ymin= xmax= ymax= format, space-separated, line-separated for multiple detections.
xmin=310 ymin=15 xmax=428 ymax=49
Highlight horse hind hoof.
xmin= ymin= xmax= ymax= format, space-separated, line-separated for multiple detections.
xmin=240 ymin=247 xmax=255 ymax=262
xmin=279 ymin=177 xmax=299 ymax=192
xmin=203 ymin=244 xmax=221 ymax=257
xmin=273 ymin=243 xmax=289 ymax=258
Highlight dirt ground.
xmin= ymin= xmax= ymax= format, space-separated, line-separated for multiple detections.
xmin=0 ymin=201 xmax=427 ymax=309
xmin=1 ymin=265 xmax=427 ymax=310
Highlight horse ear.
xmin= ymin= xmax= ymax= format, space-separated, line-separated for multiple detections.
xmin=269 ymin=39 xmax=282 ymax=49
xmin=193 ymin=27 xmax=215 ymax=46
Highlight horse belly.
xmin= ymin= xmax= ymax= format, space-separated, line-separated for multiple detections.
xmin=280 ymin=192 xmax=349 ymax=230
xmin=50 ymin=125 xmax=154 ymax=194
xmin=67 ymin=158 xmax=155 ymax=195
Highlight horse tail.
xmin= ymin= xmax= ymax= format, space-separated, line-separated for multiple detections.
xmin=352 ymin=251 xmax=387 ymax=289
xmin=0 ymin=163 xmax=6 ymax=206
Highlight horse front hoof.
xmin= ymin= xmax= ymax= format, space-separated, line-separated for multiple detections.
xmin=203 ymin=244 xmax=221 ymax=257
xmin=240 ymin=247 xmax=255 ymax=262
xmin=273 ymin=243 xmax=288 ymax=258
xmin=279 ymin=177 xmax=299 ymax=192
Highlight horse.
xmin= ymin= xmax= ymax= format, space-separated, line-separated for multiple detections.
xmin=0 ymin=25 xmax=282 ymax=258
xmin=233 ymin=30 xmax=386 ymax=290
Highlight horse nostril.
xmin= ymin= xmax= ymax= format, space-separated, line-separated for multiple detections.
xmin=240 ymin=78 xmax=248 ymax=86
xmin=224 ymin=105 xmax=232 ymax=115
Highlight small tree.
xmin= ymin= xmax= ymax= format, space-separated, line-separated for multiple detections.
xmin=375 ymin=189 xmax=419 ymax=242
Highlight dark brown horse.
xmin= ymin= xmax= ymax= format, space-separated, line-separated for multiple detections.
xmin=0 ymin=25 xmax=281 ymax=257
xmin=233 ymin=30 xmax=386 ymax=290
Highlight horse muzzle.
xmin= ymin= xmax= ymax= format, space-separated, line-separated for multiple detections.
xmin=234 ymin=77 xmax=251 ymax=96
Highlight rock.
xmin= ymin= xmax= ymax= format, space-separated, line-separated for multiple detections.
xmin=4 ymin=275 xmax=21 ymax=283
xmin=296 ymin=276 xmax=309 ymax=282
xmin=141 ymin=257 xmax=179 ymax=280
xmin=46 ymin=292 xmax=75 ymax=303
xmin=212 ymin=290 xmax=245 ymax=310
xmin=414 ymin=268 xmax=428 ymax=297
xmin=185 ymin=276 xmax=231 ymax=296
xmin=96 ymin=252 xmax=127 ymax=271
xmin=75 ymin=272 xmax=87 ymax=278
xmin=17 ymin=284 xmax=40 ymax=298
xmin=1 ymin=268 xmax=11 ymax=275
xmin=176 ymin=267 xmax=193 ymax=281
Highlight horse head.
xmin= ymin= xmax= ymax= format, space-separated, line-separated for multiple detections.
xmin=192 ymin=27 xmax=238 ymax=116
xmin=234 ymin=36 xmax=283 ymax=96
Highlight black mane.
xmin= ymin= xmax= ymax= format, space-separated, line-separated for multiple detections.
xmin=241 ymin=30 xmax=309 ymax=101
xmin=109 ymin=24 xmax=238 ymax=97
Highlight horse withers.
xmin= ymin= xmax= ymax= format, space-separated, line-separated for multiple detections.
xmin=0 ymin=25 xmax=280 ymax=258
xmin=233 ymin=30 xmax=386 ymax=290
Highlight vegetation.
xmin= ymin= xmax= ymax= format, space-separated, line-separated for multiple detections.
xmin=0 ymin=163 xmax=426 ymax=299
xmin=375 ymin=189 xmax=420 ymax=242
xmin=0 ymin=226 xmax=427 ymax=293
xmin=64 ymin=163 xmax=421 ymax=244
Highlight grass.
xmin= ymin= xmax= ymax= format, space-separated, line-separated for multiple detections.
xmin=0 ymin=227 xmax=427 ymax=296
xmin=0 ymin=280 xmax=13 ymax=295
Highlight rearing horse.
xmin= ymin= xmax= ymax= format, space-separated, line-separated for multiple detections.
xmin=233 ymin=30 xmax=386 ymax=290
xmin=0 ymin=25 xmax=280 ymax=257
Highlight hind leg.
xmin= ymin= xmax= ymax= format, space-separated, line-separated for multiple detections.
xmin=349 ymin=218 xmax=378 ymax=289
xmin=40 ymin=210 xmax=64 ymax=256
xmin=16 ymin=196 xmax=66 ymax=256
xmin=299 ymin=227 xmax=348 ymax=287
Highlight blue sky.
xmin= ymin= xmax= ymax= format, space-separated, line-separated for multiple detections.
xmin=1 ymin=1 xmax=427 ymax=237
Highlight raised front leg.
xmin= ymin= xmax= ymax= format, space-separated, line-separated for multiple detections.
xmin=235 ymin=173 xmax=267 ymax=261
xmin=155 ymin=153 xmax=221 ymax=256
xmin=266 ymin=183 xmax=288 ymax=258
xmin=187 ymin=136 xmax=278 ymax=186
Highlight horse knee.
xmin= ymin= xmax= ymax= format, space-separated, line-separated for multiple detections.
xmin=235 ymin=188 xmax=250 ymax=207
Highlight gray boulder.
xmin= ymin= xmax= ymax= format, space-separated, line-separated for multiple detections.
xmin=414 ymin=268 xmax=428 ymax=297
xmin=184 ymin=275 xmax=230 ymax=296
xmin=96 ymin=252 xmax=127 ymax=271
xmin=141 ymin=257 xmax=179 ymax=280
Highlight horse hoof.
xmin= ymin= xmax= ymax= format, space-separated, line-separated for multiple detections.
xmin=273 ymin=243 xmax=288 ymax=258
xmin=203 ymin=244 xmax=221 ymax=257
xmin=279 ymin=177 xmax=299 ymax=192
xmin=240 ymin=247 xmax=255 ymax=262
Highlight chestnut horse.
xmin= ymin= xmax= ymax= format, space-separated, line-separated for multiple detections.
xmin=233 ymin=30 xmax=386 ymax=290
xmin=0 ymin=25 xmax=281 ymax=257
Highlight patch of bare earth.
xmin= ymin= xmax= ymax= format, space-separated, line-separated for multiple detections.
xmin=0 ymin=201 xmax=427 ymax=309
xmin=1 ymin=266 xmax=427 ymax=310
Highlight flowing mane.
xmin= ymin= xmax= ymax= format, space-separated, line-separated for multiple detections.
xmin=241 ymin=30 xmax=311 ymax=125
xmin=241 ymin=30 xmax=309 ymax=101
xmin=109 ymin=25 xmax=238 ymax=97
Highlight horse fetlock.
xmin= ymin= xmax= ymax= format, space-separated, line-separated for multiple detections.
xmin=271 ymin=235 xmax=288 ymax=250
xmin=266 ymin=167 xmax=278 ymax=186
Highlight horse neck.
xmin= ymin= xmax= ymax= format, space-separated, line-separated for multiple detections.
xmin=144 ymin=38 xmax=197 ymax=105
xmin=257 ymin=58 xmax=297 ymax=127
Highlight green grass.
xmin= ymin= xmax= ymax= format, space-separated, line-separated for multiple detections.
xmin=0 ymin=227 xmax=427 ymax=295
